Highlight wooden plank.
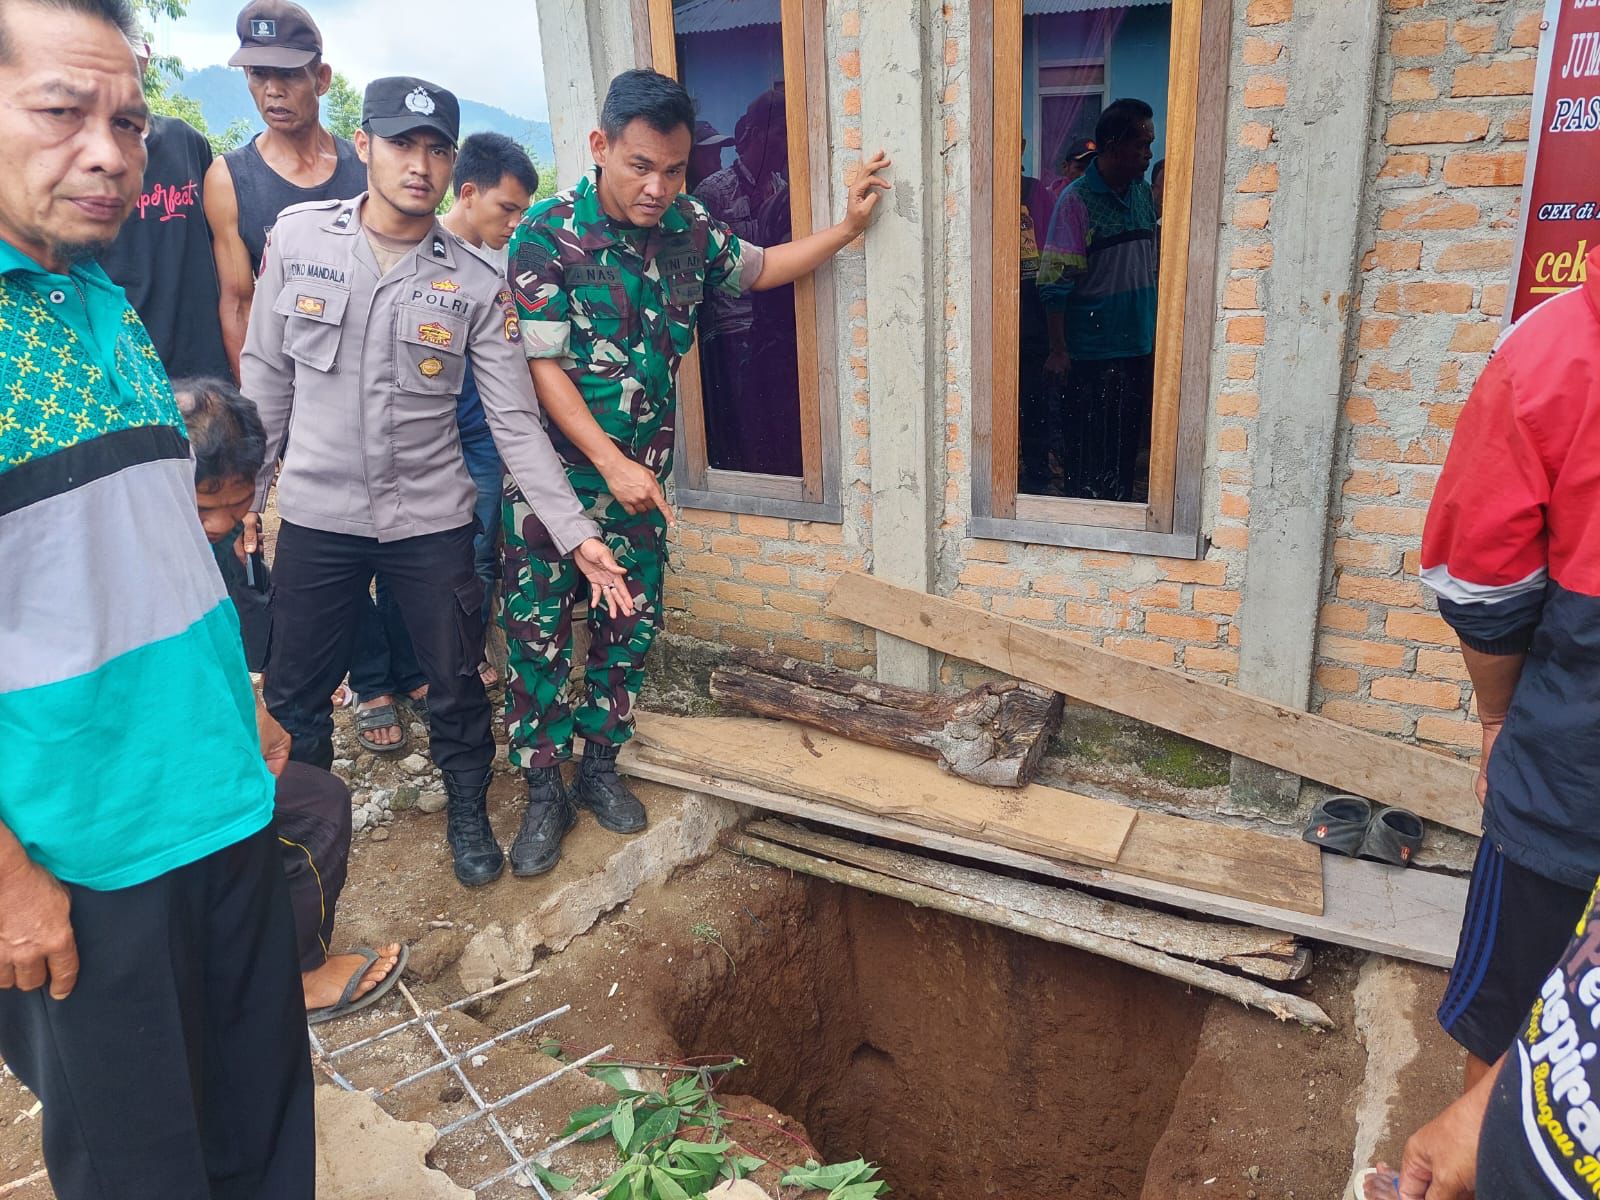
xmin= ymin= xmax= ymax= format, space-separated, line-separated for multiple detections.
xmin=628 ymin=0 xmax=654 ymax=66
xmin=747 ymin=820 xmax=1311 ymax=981
xmin=968 ymin=3 xmax=997 ymax=521
xmin=1014 ymin=494 xmax=1150 ymax=530
xmin=646 ymin=0 xmax=676 ymax=76
xmin=989 ymin=0 xmax=1023 ymax=519
xmin=1144 ymin=0 xmax=1204 ymax=533
xmin=633 ymin=713 xmax=1134 ymax=865
xmin=632 ymin=714 xmax=1323 ymax=914
xmin=1170 ymin=0 xmax=1231 ymax=542
xmin=802 ymin=0 xmax=841 ymax=511
xmin=826 ymin=571 xmax=1483 ymax=835
xmin=616 ymin=752 xmax=1466 ymax=968
xmin=780 ymin=0 xmax=823 ymax=504
xmin=731 ymin=834 xmax=1333 ymax=1027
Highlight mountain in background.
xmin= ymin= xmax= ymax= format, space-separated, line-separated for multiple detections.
xmin=172 ymin=65 xmax=555 ymax=162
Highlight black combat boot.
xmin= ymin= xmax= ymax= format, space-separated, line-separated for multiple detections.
xmin=442 ymin=767 xmax=504 ymax=887
xmin=574 ymin=741 xmax=647 ymax=834
xmin=510 ymin=766 xmax=577 ymax=877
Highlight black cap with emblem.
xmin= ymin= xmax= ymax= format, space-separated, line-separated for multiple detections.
xmin=228 ymin=0 xmax=324 ymax=69
xmin=361 ymin=76 xmax=460 ymax=147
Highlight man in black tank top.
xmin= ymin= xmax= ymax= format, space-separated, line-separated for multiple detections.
xmin=202 ymin=0 xmax=365 ymax=379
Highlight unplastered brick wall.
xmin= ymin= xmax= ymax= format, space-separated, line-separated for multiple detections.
xmin=926 ymin=0 xmax=1306 ymax=687
xmin=1315 ymin=0 xmax=1541 ymax=752
xmin=660 ymin=0 xmax=875 ymax=670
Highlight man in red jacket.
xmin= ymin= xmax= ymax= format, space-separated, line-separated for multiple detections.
xmin=1372 ymin=245 xmax=1600 ymax=1199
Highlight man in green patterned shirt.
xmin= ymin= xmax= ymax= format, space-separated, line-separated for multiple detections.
xmin=503 ymin=69 xmax=889 ymax=875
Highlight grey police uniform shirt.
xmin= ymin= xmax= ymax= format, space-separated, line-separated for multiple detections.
xmin=243 ymin=193 xmax=600 ymax=555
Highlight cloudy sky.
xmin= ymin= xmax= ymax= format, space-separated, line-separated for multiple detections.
xmin=150 ymin=0 xmax=549 ymax=119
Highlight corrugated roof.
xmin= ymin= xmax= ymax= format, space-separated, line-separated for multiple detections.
xmin=671 ymin=0 xmax=781 ymax=35
xmin=1025 ymin=0 xmax=1169 ymax=12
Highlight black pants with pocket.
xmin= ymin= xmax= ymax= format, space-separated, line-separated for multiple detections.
xmin=264 ymin=520 xmax=490 ymax=773
xmin=0 ymin=828 xmax=314 ymax=1200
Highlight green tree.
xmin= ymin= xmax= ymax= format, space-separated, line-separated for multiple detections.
xmin=134 ymin=0 xmax=251 ymax=154
xmin=324 ymin=72 xmax=363 ymax=142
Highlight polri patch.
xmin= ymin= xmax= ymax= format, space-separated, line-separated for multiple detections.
xmin=432 ymin=279 xmax=461 ymax=292
xmin=295 ymin=295 xmax=326 ymax=317
xmin=417 ymin=321 xmax=453 ymax=348
xmin=504 ymin=315 xmax=521 ymax=344
xmin=419 ymin=356 xmax=444 ymax=378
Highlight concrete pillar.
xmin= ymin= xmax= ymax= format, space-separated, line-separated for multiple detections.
xmin=1230 ymin=0 xmax=1384 ymax=819
xmin=533 ymin=1 xmax=641 ymax=188
xmin=860 ymin=0 xmax=941 ymax=690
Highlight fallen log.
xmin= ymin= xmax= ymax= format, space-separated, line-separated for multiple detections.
xmin=747 ymin=820 xmax=1311 ymax=981
xmin=709 ymin=650 xmax=1063 ymax=788
xmin=729 ymin=834 xmax=1334 ymax=1029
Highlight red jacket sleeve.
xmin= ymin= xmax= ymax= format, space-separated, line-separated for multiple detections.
xmin=1420 ymin=350 xmax=1552 ymax=653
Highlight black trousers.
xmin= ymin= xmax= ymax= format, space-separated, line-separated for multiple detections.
xmin=276 ymin=760 xmax=353 ymax=973
xmin=0 ymin=828 xmax=313 ymax=1200
xmin=265 ymin=520 xmax=491 ymax=773
xmin=1059 ymin=353 xmax=1155 ymax=502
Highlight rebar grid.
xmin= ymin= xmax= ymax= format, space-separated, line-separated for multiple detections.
xmin=307 ymin=967 xmax=614 ymax=1196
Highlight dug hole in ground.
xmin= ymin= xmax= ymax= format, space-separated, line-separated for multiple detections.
xmin=0 ymin=636 xmax=1467 ymax=1197
xmin=0 ymin=794 xmax=1466 ymax=1195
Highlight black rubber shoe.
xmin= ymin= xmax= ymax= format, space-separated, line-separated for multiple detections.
xmin=574 ymin=742 xmax=647 ymax=834
xmin=442 ymin=767 xmax=504 ymax=888
xmin=1358 ymin=806 xmax=1425 ymax=867
xmin=510 ymin=767 xmax=577 ymax=877
xmin=1301 ymin=794 xmax=1374 ymax=857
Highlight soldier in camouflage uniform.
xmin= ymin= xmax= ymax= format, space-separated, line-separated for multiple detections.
xmin=501 ymin=69 xmax=890 ymax=876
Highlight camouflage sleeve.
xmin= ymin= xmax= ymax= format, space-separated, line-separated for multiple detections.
xmin=508 ymin=220 xmax=571 ymax=359
xmin=468 ymin=279 xmax=601 ymax=557
xmin=703 ymin=210 xmax=766 ymax=299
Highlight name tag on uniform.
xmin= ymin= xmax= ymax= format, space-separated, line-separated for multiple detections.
xmin=569 ymin=264 xmax=622 ymax=287
xmin=658 ymin=234 xmax=703 ymax=305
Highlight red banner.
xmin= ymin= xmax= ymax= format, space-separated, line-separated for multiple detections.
xmin=1510 ymin=0 xmax=1600 ymax=323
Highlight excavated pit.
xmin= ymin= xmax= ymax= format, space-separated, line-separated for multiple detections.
xmin=661 ymin=876 xmax=1211 ymax=1198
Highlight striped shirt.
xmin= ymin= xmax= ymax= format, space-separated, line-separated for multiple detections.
xmin=0 ymin=238 xmax=273 ymax=890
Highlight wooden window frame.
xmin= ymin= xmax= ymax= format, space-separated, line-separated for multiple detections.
xmin=637 ymin=0 xmax=842 ymax=523
xmin=971 ymin=0 xmax=1229 ymax=557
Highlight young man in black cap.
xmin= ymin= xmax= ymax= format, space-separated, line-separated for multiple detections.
xmin=204 ymin=0 xmax=364 ymax=378
xmin=242 ymin=77 xmax=632 ymax=890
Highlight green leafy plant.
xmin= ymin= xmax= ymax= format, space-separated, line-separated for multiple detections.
xmin=551 ymin=1060 xmax=888 ymax=1200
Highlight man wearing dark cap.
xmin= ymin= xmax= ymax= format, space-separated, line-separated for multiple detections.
xmin=204 ymin=0 xmax=365 ymax=378
xmin=242 ymin=78 xmax=632 ymax=890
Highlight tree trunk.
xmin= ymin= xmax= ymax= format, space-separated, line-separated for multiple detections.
xmin=708 ymin=650 xmax=1064 ymax=787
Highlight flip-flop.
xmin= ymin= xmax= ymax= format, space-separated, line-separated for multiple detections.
xmin=1302 ymin=794 xmax=1374 ymax=857
xmin=1359 ymin=806 xmax=1425 ymax=867
xmin=354 ymin=702 xmax=408 ymax=755
xmin=1346 ymin=1166 xmax=1400 ymax=1200
xmin=308 ymin=944 xmax=409 ymax=1027
xmin=404 ymin=691 xmax=431 ymax=723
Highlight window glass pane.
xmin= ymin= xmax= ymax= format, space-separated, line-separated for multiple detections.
xmin=674 ymin=0 xmax=804 ymax=479
xmin=1018 ymin=2 xmax=1171 ymax=502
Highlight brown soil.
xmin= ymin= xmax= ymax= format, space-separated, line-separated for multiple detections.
xmin=1 ymin=775 xmax=1450 ymax=1200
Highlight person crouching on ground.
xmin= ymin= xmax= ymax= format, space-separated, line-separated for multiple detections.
xmin=177 ymin=376 xmax=407 ymax=1022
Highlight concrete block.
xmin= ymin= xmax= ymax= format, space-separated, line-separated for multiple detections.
xmin=315 ymin=1086 xmax=471 ymax=1200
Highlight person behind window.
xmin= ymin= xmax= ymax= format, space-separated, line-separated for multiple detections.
xmin=1040 ymin=99 xmax=1159 ymax=503
xmin=1047 ymin=136 xmax=1097 ymax=210
xmin=694 ymin=87 xmax=803 ymax=477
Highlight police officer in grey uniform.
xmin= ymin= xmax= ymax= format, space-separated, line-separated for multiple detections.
xmin=243 ymin=77 xmax=634 ymax=888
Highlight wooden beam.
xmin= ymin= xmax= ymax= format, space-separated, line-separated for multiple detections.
xmin=729 ymin=835 xmax=1334 ymax=1028
xmin=825 ymin=571 xmax=1482 ymax=835
xmin=747 ymin=820 xmax=1312 ymax=982
xmin=709 ymin=650 xmax=1062 ymax=786
xmin=631 ymin=714 xmax=1324 ymax=915
xmin=614 ymin=751 xmax=1466 ymax=968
